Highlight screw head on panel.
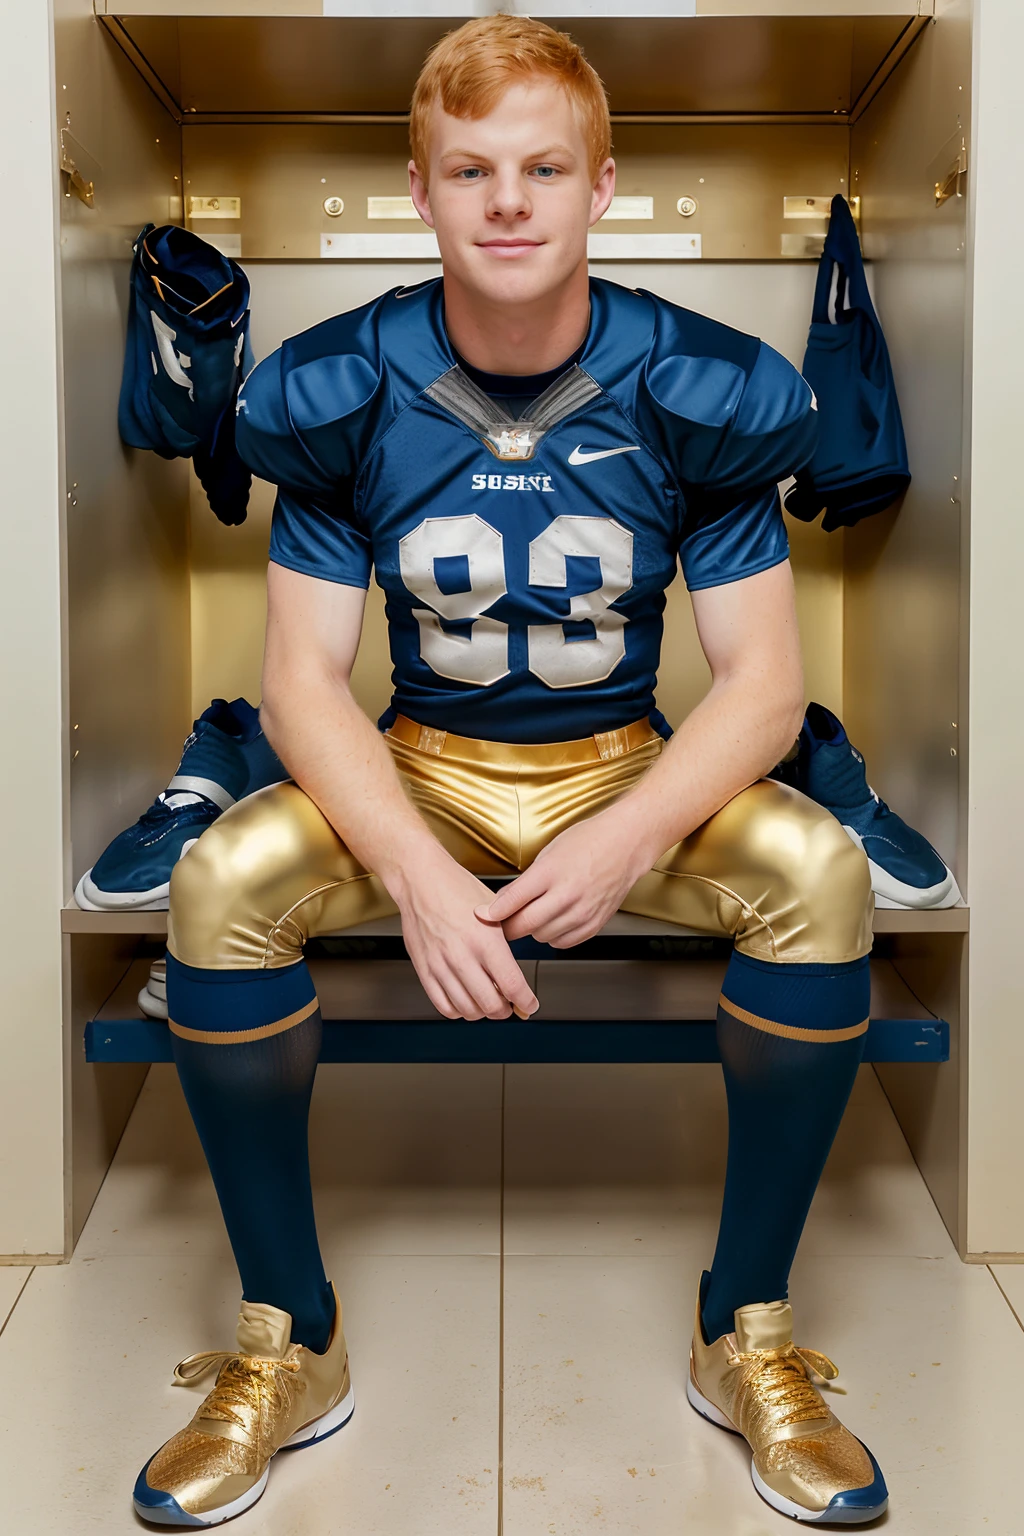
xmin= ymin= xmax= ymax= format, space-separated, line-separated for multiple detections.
xmin=323 ymin=197 xmax=345 ymax=217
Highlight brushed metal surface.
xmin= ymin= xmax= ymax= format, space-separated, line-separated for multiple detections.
xmin=111 ymin=14 xmax=913 ymax=118
xmin=180 ymin=120 xmax=849 ymax=260
xmin=56 ymin=4 xmax=191 ymax=1257
xmin=847 ymin=0 xmax=970 ymax=1254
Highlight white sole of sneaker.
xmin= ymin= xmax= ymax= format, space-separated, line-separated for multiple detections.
xmin=75 ymin=869 xmax=170 ymax=912
xmin=840 ymin=830 xmax=962 ymax=910
xmin=133 ymin=1384 xmax=355 ymax=1527
xmin=138 ymin=984 xmax=169 ymax=1020
xmin=686 ymin=1375 xmax=884 ymax=1525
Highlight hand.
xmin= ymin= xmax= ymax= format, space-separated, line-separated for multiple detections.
xmin=475 ymin=815 xmax=653 ymax=948
xmin=394 ymin=853 xmax=539 ymax=1021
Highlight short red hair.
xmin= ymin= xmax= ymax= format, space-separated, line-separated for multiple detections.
xmin=410 ymin=15 xmax=612 ymax=184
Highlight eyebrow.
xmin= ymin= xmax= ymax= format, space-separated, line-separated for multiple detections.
xmin=438 ymin=143 xmax=578 ymax=165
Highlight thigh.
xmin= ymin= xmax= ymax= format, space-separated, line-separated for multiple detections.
xmin=620 ymin=779 xmax=873 ymax=965
xmin=168 ymin=755 xmax=515 ymax=970
xmin=168 ymin=781 xmax=395 ymax=968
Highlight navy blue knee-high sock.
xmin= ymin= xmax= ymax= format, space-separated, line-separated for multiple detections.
xmin=166 ymin=955 xmax=335 ymax=1354
xmin=701 ymin=950 xmax=869 ymax=1343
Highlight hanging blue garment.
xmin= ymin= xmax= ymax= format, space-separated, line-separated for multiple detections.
xmin=118 ymin=224 xmax=254 ymax=526
xmin=785 ymin=195 xmax=910 ymax=532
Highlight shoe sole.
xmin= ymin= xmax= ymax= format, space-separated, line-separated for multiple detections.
xmin=133 ymin=1384 xmax=355 ymax=1528
xmin=840 ymin=830 xmax=962 ymax=910
xmin=138 ymin=985 xmax=169 ymax=1020
xmin=686 ymin=1375 xmax=887 ymax=1525
xmin=75 ymin=869 xmax=170 ymax=912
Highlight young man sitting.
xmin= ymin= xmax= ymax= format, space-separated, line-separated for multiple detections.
xmin=133 ymin=15 xmax=887 ymax=1528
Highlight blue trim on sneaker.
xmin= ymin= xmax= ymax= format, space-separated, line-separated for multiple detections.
xmin=823 ymin=1446 xmax=889 ymax=1521
xmin=771 ymin=702 xmax=959 ymax=908
xmin=132 ymin=1460 xmax=207 ymax=1527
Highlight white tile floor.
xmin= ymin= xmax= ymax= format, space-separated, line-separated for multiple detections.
xmin=0 ymin=1062 xmax=1020 ymax=1534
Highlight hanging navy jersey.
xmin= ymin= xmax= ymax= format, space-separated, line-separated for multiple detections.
xmin=236 ymin=276 xmax=816 ymax=743
xmin=120 ymin=224 xmax=254 ymax=526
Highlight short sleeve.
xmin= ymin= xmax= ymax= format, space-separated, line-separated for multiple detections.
xmin=269 ymin=488 xmax=372 ymax=590
xmin=679 ymin=484 xmax=789 ymax=592
xmin=237 ymin=317 xmax=384 ymax=588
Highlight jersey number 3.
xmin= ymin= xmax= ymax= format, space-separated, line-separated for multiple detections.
xmin=399 ymin=513 xmax=634 ymax=689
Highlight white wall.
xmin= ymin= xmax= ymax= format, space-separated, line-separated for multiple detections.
xmin=966 ymin=0 xmax=1024 ymax=1254
xmin=0 ymin=2 xmax=67 ymax=1257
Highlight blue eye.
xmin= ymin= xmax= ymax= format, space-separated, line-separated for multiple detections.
xmin=534 ymin=166 xmax=557 ymax=179
xmin=458 ymin=168 xmax=484 ymax=180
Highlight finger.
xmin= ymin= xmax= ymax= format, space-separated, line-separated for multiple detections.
xmin=486 ymin=953 xmax=540 ymax=1017
xmin=475 ymin=866 xmax=548 ymax=923
xmin=542 ymin=925 xmax=593 ymax=950
xmin=530 ymin=907 xmax=590 ymax=944
xmin=444 ymin=960 xmax=511 ymax=1022
xmin=436 ymin=967 xmax=484 ymax=1021
xmin=501 ymin=892 xmax=572 ymax=943
xmin=419 ymin=971 xmax=461 ymax=1020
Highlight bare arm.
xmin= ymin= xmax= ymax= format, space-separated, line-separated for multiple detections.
xmin=261 ymin=562 xmax=538 ymax=1018
xmin=480 ymin=559 xmax=804 ymax=945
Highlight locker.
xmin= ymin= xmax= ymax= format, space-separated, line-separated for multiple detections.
xmin=3 ymin=0 xmax=1002 ymax=1278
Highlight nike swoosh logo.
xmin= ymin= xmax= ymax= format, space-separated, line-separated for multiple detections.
xmin=568 ymin=444 xmax=641 ymax=466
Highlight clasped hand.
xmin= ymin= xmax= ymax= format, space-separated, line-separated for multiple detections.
xmin=397 ymin=816 xmax=651 ymax=1021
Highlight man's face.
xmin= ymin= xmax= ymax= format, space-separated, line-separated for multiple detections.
xmin=409 ymin=77 xmax=615 ymax=308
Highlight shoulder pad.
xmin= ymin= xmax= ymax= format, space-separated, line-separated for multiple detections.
xmin=236 ymin=298 xmax=387 ymax=490
xmin=639 ymin=293 xmax=814 ymax=489
xmin=644 ymin=295 xmax=758 ymax=433
xmin=720 ymin=340 xmax=817 ymax=491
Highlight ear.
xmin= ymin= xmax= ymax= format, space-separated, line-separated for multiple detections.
xmin=589 ymin=157 xmax=616 ymax=228
xmin=408 ymin=159 xmax=435 ymax=230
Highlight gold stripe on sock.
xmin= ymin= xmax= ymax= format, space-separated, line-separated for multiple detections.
xmin=168 ymin=996 xmax=319 ymax=1045
xmin=718 ymin=994 xmax=869 ymax=1043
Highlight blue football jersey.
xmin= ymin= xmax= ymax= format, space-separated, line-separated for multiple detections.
xmin=236 ymin=277 xmax=816 ymax=743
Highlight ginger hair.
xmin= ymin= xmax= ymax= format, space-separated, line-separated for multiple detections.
xmin=410 ymin=14 xmax=612 ymax=184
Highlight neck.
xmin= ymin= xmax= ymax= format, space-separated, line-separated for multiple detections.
xmin=442 ymin=262 xmax=591 ymax=375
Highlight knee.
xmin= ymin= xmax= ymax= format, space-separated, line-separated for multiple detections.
xmin=168 ymin=790 xmax=306 ymax=968
xmin=168 ymin=815 xmax=257 ymax=967
xmin=762 ymin=795 xmax=872 ymax=963
xmin=169 ymin=815 xmax=244 ymax=921
xmin=803 ymin=812 xmax=872 ymax=906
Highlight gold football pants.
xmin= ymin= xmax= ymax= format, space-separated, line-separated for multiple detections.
xmin=168 ymin=716 xmax=873 ymax=972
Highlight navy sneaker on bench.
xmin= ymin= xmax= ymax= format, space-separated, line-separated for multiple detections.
xmin=771 ymin=702 xmax=961 ymax=911
xmin=75 ymin=698 xmax=286 ymax=912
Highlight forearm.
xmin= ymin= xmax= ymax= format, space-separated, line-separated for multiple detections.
xmin=599 ymin=670 xmax=803 ymax=876
xmin=260 ymin=671 xmax=447 ymax=900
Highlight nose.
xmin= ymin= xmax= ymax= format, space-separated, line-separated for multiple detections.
xmin=486 ymin=168 xmax=532 ymax=223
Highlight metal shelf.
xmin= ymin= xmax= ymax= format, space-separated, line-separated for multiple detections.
xmin=97 ymin=8 xmax=932 ymax=127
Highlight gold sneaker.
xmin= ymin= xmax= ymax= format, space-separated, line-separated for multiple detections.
xmin=133 ymin=1285 xmax=353 ymax=1526
xmin=687 ymin=1279 xmax=888 ymax=1524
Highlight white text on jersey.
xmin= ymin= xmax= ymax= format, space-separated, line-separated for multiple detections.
xmin=471 ymin=472 xmax=555 ymax=493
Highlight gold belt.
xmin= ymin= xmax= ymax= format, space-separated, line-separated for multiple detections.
xmin=385 ymin=714 xmax=661 ymax=765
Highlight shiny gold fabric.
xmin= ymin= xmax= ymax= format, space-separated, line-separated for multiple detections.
xmin=144 ymin=1287 xmax=350 ymax=1518
xmin=169 ymin=715 xmax=872 ymax=971
xmin=689 ymin=1288 xmax=875 ymax=1515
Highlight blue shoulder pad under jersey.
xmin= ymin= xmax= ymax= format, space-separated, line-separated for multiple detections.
xmin=236 ymin=295 xmax=399 ymax=588
xmin=636 ymin=293 xmax=819 ymax=496
xmin=236 ymin=298 xmax=388 ymax=494
xmin=619 ymin=289 xmax=818 ymax=591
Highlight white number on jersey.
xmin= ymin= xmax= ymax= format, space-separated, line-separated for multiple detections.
xmin=398 ymin=512 xmax=634 ymax=690
xmin=150 ymin=311 xmax=195 ymax=400
xmin=527 ymin=515 xmax=633 ymax=688
xmin=398 ymin=514 xmax=510 ymax=686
